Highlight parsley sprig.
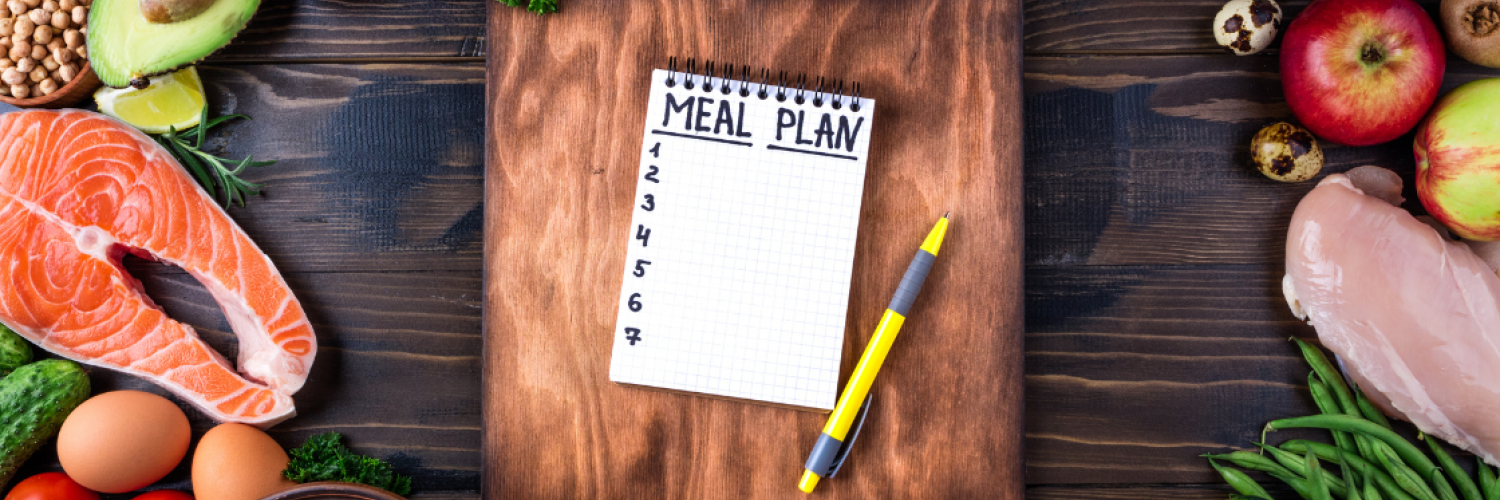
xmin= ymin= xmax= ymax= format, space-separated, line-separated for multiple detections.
xmin=155 ymin=108 xmax=275 ymax=207
xmin=497 ymin=0 xmax=557 ymax=15
xmin=283 ymin=432 xmax=413 ymax=496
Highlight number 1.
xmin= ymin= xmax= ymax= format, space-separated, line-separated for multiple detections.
xmin=649 ymin=142 xmax=661 ymax=158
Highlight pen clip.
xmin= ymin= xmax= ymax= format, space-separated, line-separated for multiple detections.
xmin=825 ymin=393 xmax=873 ymax=478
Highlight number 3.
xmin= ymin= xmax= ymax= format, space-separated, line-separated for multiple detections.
xmin=641 ymin=194 xmax=655 ymax=211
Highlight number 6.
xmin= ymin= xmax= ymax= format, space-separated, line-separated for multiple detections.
xmin=628 ymin=293 xmax=643 ymax=312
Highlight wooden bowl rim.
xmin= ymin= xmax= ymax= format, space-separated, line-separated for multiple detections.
xmin=257 ymin=482 xmax=408 ymax=500
xmin=0 ymin=62 xmax=98 ymax=107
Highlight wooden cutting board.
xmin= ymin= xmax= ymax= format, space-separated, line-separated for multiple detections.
xmin=483 ymin=1 xmax=1024 ymax=499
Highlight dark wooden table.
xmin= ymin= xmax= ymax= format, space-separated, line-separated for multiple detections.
xmin=7 ymin=0 xmax=1494 ymax=499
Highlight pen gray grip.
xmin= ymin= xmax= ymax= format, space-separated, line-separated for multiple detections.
xmin=804 ymin=433 xmax=844 ymax=478
xmin=887 ymin=250 xmax=935 ymax=316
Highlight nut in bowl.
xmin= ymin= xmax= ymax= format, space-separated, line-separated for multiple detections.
xmin=0 ymin=0 xmax=98 ymax=107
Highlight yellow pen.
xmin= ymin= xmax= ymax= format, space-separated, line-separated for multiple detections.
xmin=798 ymin=212 xmax=949 ymax=493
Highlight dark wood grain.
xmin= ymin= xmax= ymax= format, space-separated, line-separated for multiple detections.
xmin=1027 ymin=484 xmax=1275 ymax=499
xmin=209 ymin=0 xmax=486 ymax=61
xmin=192 ymin=64 xmax=484 ymax=273
xmin=1023 ymin=0 xmax=1444 ymax=53
xmin=485 ymin=1 xmax=1024 ymax=499
xmin=1024 ymin=55 xmax=1500 ymax=267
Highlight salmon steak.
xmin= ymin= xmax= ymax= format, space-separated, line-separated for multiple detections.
xmin=0 ymin=109 xmax=315 ymax=427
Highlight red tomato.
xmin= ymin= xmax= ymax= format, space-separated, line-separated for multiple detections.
xmin=130 ymin=492 xmax=193 ymax=500
xmin=3 ymin=473 xmax=99 ymax=500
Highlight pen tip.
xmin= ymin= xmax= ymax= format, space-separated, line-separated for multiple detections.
xmin=944 ymin=211 xmax=950 ymax=219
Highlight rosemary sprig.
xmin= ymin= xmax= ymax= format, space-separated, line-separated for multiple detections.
xmin=155 ymin=108 xmax=275 ymax=207
xmin=497 ymin=0 xmax=556 ymax=15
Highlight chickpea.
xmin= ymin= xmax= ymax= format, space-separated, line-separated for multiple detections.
xmin=0 ymin=38 xmax=11 ymax=50
xmin=39 ymin=55 xmax=53 ymax=70
xmin=55 ymin=61 xmax=72 ymax=81
xmin=6 ymin=0 xmax=21 ymax=15
xmin=2 ymin=67 xmax=23 ymax=85
xmin=29 ymin=43 xmax=43 ymax=60
xmin=0 ymin=19 xmax=12 ymax=38
xmin=15 ymin=57 xmax=32 ymax=73
xmin=57 ymin=0 xmax=69 ymax=9
xmin=49 ymin=46 xmax=66 ymax=64
xmin=72 ymin=45 xmax=81 ymax=58
xmin=31 ymin=26 xmax=49 ymax=45
xmin=9 ymin=83 xmax=26 ymax=98
xmin=20 ymin=0 xmax=38 ymax=8
xmin=48 ymin=11 xmax=64 ymax=29
xmin=61 ymin=28 xmax=76 ymax=48
xmin=40 ymin=0 xmax=53 ymax=11
xmin=69 ymin=5 xmax=82 ymax=25
xmin=37 ymin=77 xmax=53 ymax=95
xmin=45 ymin=38 xmax=58 ymax=51
xmin=9 ymin=40 xmax=28 ymax=61
xmin=0 ymin=59 xmax=13 ymax=70
xmin=0 ymin=85 xmax=10 ymax=97
xmin=14 ymin=16 xmax=33 ymax=38
xmin=27 ymin=9 xmax=47 ymax=27
xmin=27 ymin=66 xmax=43 ymax=82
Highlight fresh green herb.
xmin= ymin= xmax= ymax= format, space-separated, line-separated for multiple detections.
xmin=283 ymin=432 xmax=412 ymax=495
xmin=497 ymin=0 xmax=557 ymax=15
xmin=154 ymin=108 xmax=275 ymax=207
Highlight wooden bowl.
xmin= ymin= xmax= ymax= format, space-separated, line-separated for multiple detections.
xmin=0 ymin=63 xmax=101 ymax=109
xmin=259 ymin=483 xmax=408 ymax=500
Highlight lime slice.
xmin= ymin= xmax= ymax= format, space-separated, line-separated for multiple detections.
xmin=94 ymin=66 xmax=206 ymax=134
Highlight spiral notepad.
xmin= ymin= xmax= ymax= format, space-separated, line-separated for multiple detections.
xmin=608 ymin=61 xmax=875 ymax=410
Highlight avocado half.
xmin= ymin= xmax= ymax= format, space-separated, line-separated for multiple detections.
xmin=87 ymin=0 xmax=258 ymax=88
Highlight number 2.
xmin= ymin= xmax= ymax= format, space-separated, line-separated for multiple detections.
xmin=625 ymin=327 xmax=642 ymax=345
xmin=644 ymin=166 xmax=660 ymax=183
xmin=636 ymin=225 xmax=651 ymax=247
xmin=641 ymin=194 xmax=655 ymax=211
xmin=633 ymin=259 xmax=651 ymax=277
xmin=649 ymin=142 xmax=661 ymax=158
xmin=628 ymin=293 xmax=643 ymax=312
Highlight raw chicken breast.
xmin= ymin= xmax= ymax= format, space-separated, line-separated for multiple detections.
xmin=1285 ymin=172 xmax=1500 ymax=465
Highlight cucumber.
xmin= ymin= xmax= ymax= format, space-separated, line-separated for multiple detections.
xmin=0 ymin=324 xmax=31 ymax=378
xmin=0 ymin=359 xmax=90 ymax=488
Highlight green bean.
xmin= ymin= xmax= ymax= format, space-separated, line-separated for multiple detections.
xmin=1206 ymin=451 xmax=1297 ymax=476
xmin=1267 ymin=414 xmax=1439 ymax=481
xmin=1283 ymin=440 xmax=1417 ymax=500
xmin=1369 ymin=467 xmax=1387 ymax=500
xmin=1434 ymin=471 xmax=1460 ymax=500
xmin=1479 ymin=460 xmax=1499 ymax=500
xmin=1369 ymin=439 xmax=1440 ymax=500
xmin=1311 ymin=450 xmax=1337 ymax=500
xmin=1212 ymin=458 xmax=1275 ymax=500
xmin=1349 ymin=461 xmax=1368 ymax=500
xmin=1353 ymin=384 xmax=1393 ymax=429
xmin=1311 ymin=372 xmax=1360 ymax=454
xmin=1274 ymin=469 xmax=1326 ymax=500
xmin=1296 ymin=338 xmax=1360 ymax=416
xmin=1262 ymin=444 xmax=1350 ymax=496
xmin=1425 ymin=437 xmax=1481 ymax=500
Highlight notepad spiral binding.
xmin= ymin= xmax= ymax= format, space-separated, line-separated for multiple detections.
xmin=663 ymin=57 xmax=863 ymax=112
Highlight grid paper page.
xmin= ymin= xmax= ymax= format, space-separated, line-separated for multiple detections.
xmin=609 ymin=69 xmax=875 ymax=410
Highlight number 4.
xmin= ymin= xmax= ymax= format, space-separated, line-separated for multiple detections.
xmin=636 ymin=225 xmax=651 ymax=247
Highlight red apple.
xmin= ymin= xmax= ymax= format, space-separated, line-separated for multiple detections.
xmin=1281 ymin=0 xmax=1445 ymax=146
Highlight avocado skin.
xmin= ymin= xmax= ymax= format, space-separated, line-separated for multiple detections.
xmin=0 ymin=325 xmax=30 ymax=379
xmin=0 ymin=360 xmax=90 ymax=489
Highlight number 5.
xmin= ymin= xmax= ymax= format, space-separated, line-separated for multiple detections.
xmin=633 ymin=259 xmax=651 ymax=277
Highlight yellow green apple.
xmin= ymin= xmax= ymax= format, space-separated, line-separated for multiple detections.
xmin=1415 ymin=78 xmax=1500 ymax=241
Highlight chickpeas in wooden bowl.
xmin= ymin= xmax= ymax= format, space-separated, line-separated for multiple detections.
xmin=0 ymin=0 xmax=99 ymax=107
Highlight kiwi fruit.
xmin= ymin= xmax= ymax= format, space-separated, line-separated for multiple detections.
xmin=1442 ymin=0 xmax=1500 ymax=67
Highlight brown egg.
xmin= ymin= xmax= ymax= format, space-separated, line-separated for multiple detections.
xmin=192 ymin=423 xmax=296 ymax=500
xmin=57 ymin=391 xmax=191 ymax=493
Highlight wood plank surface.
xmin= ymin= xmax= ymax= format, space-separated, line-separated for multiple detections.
xmin=210 ymin=0 xmax=486 ymax=61
xmin=1023 ymin=0 xmax=1443 ymax=53
xmin=484 ymin=1 xmax=1023 ymax=499
xmin=194 ymin=64 xmax=484 ymax=273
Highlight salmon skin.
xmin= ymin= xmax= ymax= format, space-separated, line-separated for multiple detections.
xmin=0 ymin=109 xmax=314 ymax=427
